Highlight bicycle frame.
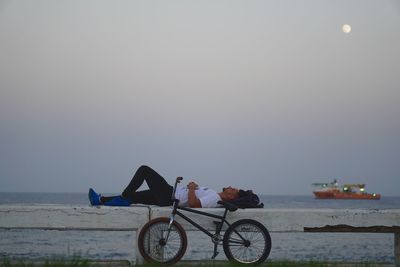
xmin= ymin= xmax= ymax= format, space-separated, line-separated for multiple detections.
xmin=166 ymin=199 xmax=237 ymax=259
xmin=170 ymin=200 xmax=233 ymax=241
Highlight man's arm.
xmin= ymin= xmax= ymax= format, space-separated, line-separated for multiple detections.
xmin=187 ymin=182 xmax=202 ymax=208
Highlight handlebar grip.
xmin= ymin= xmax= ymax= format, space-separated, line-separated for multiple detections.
xmin=172 ymin=177 xmax=183 ymax=201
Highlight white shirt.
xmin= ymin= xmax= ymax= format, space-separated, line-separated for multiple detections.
xmin=174 ymin=186 xmax=222 ymax=208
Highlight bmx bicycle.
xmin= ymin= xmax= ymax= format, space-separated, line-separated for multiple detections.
xmin=137 ymin=177 xmax=272 ymax=264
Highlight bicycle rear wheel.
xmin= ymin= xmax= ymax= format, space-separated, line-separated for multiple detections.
xmin=138 ymin=217 xmax=187 ymax=264
xmin=223 ymin=219 xmax=271 ymax=264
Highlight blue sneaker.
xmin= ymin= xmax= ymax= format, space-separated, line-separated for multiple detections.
xmin=88 ymin=188 xmax=101 ymax=206
xmin=103 ymin=196 xmax=131 ymax=206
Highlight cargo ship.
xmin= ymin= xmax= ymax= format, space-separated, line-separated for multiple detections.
xmin=312 ymin=179 xmax=381 ymax=200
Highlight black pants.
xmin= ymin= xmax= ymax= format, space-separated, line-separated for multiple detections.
xmin=121 ymin=165 xmax=173 ymax=206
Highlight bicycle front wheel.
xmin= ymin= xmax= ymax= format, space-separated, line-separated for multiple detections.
xmin=223 ymin=219 xmax=271 ymax=264
xmin=138 ymin=217 xmax=187 ymax=264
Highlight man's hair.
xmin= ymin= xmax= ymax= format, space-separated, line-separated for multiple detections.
xmin=229 ymin=189 xmax=264 ymax=209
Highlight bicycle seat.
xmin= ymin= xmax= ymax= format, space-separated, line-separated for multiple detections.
xmin=218 ymin=200 xmax=238 ymax=212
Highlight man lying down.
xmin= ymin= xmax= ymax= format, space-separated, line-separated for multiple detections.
xmin=88 ymin=165 xmax=263 ymax=208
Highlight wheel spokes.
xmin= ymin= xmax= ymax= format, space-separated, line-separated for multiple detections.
xmin=143 ymin=222 xmax=184 ymax=262
xmin=226 ymin=223 xmax=268 ymax=263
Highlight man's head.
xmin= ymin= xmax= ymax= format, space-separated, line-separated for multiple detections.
xmin=220 ymin=186 xmax=240 ymax=201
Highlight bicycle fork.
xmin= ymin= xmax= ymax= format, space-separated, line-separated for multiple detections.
xmin=162 ymin=214 xmax=175 ymax=243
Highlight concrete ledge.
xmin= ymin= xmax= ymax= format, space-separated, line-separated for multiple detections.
xmin=1 ymin=205 xmax=399 ymax=232
xmin=0 ymin=204 xmax=150 ymax=230
xmin=150 ymin=208 xmax=400 ymax=232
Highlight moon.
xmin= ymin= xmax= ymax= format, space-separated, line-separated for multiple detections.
xmin=342 ymin=24 xmax=352 ymax=34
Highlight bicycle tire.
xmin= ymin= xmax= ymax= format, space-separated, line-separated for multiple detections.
xmin=138 ymin=217 xmax=187 ymax=264
xmin=223 ymin=219 xmax=271 ymax=264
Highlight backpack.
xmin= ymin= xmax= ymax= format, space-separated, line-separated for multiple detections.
xmin=230 ymin=190 xmax=264 ymax=209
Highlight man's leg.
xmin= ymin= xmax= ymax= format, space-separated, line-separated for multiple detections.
xmin=129 ymin=190 xmax=158 ymax=205
xmin=100 ymin=190 xmax=161 ymax=206
xmin=122 ymin=165 xmax=173 ymax=206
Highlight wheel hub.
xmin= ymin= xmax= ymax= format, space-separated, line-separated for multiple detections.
xmin=159 ymin=238 xmax=166 ymax=246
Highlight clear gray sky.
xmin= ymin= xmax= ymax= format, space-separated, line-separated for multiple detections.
xmin=0 ymin=0 xmax=399 ymax=196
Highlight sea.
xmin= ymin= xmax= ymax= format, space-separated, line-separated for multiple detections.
xmin=1 ymin=193 xmax=399 ymax=263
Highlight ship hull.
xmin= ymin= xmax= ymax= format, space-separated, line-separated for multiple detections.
xmin=313 ymin=191 xmax=381 ymax=200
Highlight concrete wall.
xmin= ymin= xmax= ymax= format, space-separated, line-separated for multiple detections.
xmin=0 ymin=204 xmax=149 ymax=230
xmin=2 ymin=205 xmax=399 ymax=231
xmin=150 ymin=207 xmax=400 ymax=232
xmin=1 ymin=205 xmax=400 ymax=265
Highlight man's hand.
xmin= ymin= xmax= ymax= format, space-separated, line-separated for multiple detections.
xmin=187 ymin=181 xmax=199 ymax=190
xmin=187 ymin=181 xmax=201 ymax=208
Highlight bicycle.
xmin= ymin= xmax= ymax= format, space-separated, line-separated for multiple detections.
xmin=137 ymin=177 xmax=272 ymax=264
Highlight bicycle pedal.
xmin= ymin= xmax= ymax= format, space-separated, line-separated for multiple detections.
xmin=211 ymin=251 xmax=219 ymax=259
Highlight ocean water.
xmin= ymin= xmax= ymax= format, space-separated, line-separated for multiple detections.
xmin=0 ymin=193 xmax=399 ymax=263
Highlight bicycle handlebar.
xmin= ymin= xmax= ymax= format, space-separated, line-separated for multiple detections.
xmin=171 ymin=177 xmax=183 ymax=201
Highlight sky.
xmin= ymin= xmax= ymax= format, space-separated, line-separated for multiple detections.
xmin=0 ymin=0 xmax=399 ymax=196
